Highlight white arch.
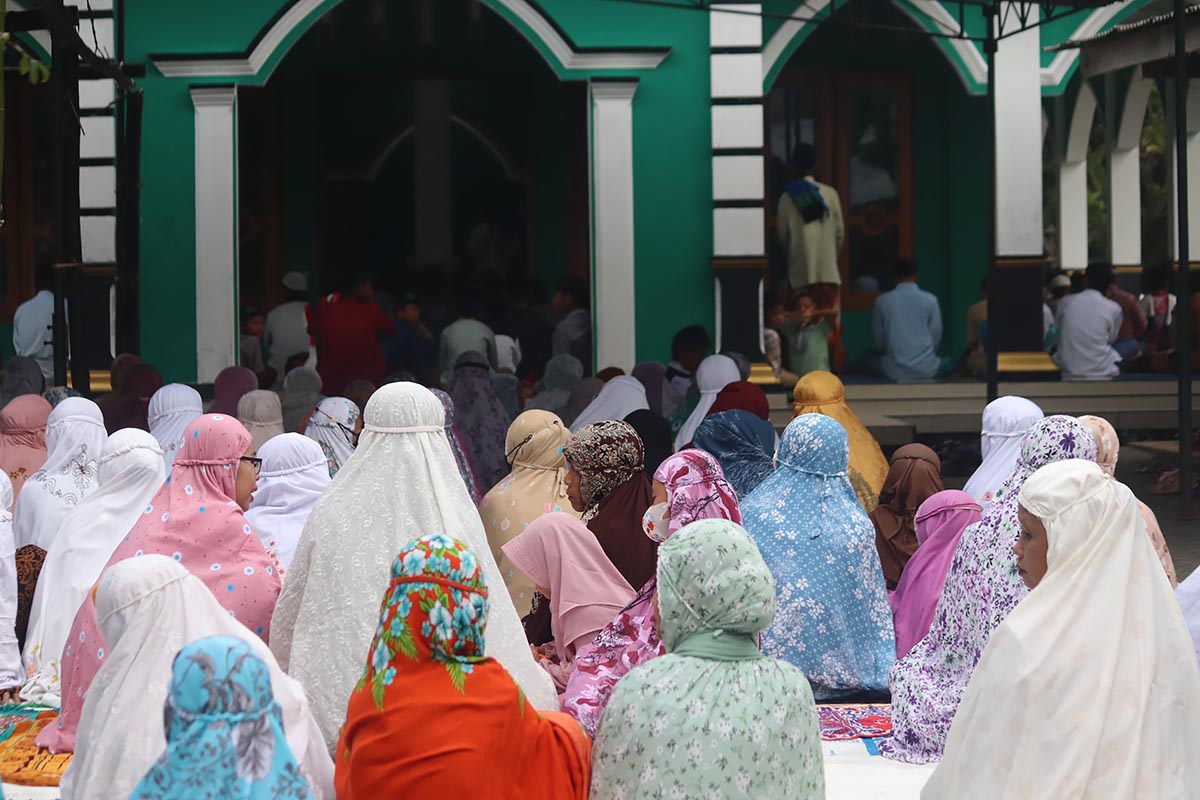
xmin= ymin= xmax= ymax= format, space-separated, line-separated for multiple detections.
xmin=325 ymin=114 xmax=519 ymax=181
xmin=1060 ymin=83 xmax=1097 ymax=269
xmin=151 ymin=0 xmax=668 ymax=80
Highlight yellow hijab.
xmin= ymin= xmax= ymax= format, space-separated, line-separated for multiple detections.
xmin=481 ymin=410 xmax=580 ymax=615
xmin=792 ymin=371 xmax=888 ymax=511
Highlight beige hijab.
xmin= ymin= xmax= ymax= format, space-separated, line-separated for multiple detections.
xmin=1079 ymin=415 xmax=1177 ymax=586
xmin=480 ymin=410 xmax=581 ymax=615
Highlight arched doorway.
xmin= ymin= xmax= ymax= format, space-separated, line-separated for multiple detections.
xmin=236 ymin=0 xmax=591 ymax=378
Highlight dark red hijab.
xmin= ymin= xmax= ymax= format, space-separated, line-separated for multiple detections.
xmin=707 ymin=380 xmax=770 ymax=421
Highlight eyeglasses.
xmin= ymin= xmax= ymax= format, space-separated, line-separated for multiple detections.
xmin=239 ymin=456 xmax=262 ymax=476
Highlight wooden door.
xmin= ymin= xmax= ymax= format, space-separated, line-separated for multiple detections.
xmin=767 ymin=72 xmax=914 ymax=310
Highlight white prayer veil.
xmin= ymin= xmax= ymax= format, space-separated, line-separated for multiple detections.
xmin=245 ymin=433 xmax=330 ymax=572
xmin=569 ymin=376 xmax=649 ymax=432
xmin=926 ymin=460 xmax=1200 ymax=799
xmin=61 ymin=555 xmax=333 ymax=800
xmin=22 ymin=429 xmax=165 ymax=706
xmin=961 ymin=396 xmax=1043 ymax=511
xmin=269 ymin=382 xmax=557 ymax=749
xmin=147 ymin=384 xmax=203 ymax=473
xmin=673 ymin=354 xmax=741 ymax=451
xmin=13 ymin=397 xmax=107 ymax=551
xmin=237 ymin=389 xmax=285 ymax=452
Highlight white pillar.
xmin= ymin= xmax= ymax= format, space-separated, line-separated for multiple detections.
xmin=994 ymin=4 xmax=1044 ymax=257
xmin=1059 ymin=84 xmax=1096 ymax=269
xmin=1168 ymin=80 xmax=1200 ymax=262
xmin=191 ymin=86 xmax=239 ymax=383
xmin=590 ymin=80 xmax=638 ymax=372
xmin=1111 ymin=71 xmax=1152 ymax=267
xmin=414 ymin=79 xmax=452 ymax=259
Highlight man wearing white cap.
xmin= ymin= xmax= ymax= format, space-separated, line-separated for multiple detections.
xmin=265 ymin=272 xmax=316 ymax=379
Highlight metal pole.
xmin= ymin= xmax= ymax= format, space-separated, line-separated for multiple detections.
xmin=48 ymin=0 xmax=79 ymax=388
xmin=1174 ymin=0 xmax=1194 ymax=518
xmin=985 ymin=2 xmax=999 ymax=402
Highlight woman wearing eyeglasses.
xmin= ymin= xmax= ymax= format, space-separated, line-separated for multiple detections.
xmin=37 ymin=413 xmax=282 ymax=755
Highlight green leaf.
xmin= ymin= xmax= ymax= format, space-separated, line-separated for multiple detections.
xmin=396 ymin=616 xmax=418 ymax=661
xmin=445 ymin=661 xmax=466 ymax=694
xmin=371 ymin=673 xmax=386 ymax=710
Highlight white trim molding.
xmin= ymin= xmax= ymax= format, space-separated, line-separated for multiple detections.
xmin=153 ymin=0 xmax=668 ymax=80
xmin=191 ymin=86 xmax=240 ymax=383
xmin=1041 ymin=1 xmax=1133 ymax=87
xmin=590 ymin=80 xmax=639 ymax=372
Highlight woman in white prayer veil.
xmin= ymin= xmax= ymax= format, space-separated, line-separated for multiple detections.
xmin=246 ymin=433 xmax=330 ymax=574
xmin=0 ymin=474 xmax=20 ymax=700
xmin=13 ymin=397 xmax=107 ymax=551
xmin=270 ymin=381 xmax=557 ymax=748
xmin=61 ymin=555 xmax=333 ymax=800
xmin=672 ymin=354 xmax=741 ymax=451
xmin=21 ymin=429 xmax=165 ymax=707
xmin=925 ymin=460 xmax=1200 ymax=800
xmin=961 ymin=396 xmax=1043 ymax=512
xmin=147 ymin=384 xmax=203 ymax=473
xmin=236 ymin=389 xmax=285 ymax=452
xmin=569 ymin=376 xmax=649 ymax=432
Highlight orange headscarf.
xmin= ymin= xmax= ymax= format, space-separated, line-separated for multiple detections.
xmin=335 ymin=535 xmax=591 ymax=799
xmin=792 ymin=371 xmax=888 ymax=511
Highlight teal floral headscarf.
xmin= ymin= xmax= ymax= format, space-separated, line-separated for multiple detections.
xmin=356 ymin=534 xmax=489 ymax=707
xmin=591 ymin=519 xmax=825 ymax=799
xmin=130 ymin=636 xmax=313 ymax=799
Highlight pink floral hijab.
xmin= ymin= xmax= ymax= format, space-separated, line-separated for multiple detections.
xmin=653 ymin=449 xmax=741 ymax=536
xmin=38 ymin=414 xmax=282 ymax=754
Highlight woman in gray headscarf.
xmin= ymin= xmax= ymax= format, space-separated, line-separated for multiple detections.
xmin=281 ymin=366 xmax=324 ymax=433
xmin=526 ymin=355 xmax=583 ymax=418
xmin=1 ymin=357 xmax=46 ymax=408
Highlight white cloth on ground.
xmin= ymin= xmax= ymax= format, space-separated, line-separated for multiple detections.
xmin=147 ymin=384 xmax=203 ymax=474
xmin=925 ymin=459 xmax=1200 ymax=799
xmin=245 ymin=433 xmax=330 ymax=573
xmin=60 ymin=555 xmax=333 ymax=800
xmin=569 ymin=376 xmax=649 ymax=432
xmin=269 ymin=382 xmax=557 ymax=750
xmin=961 ymin=396 xmax=1043 ymax=513
xmin=13 ymin=397 xmax=106 ymax=551
xmin=673 ymin=354 xmax=741 ymax=451
xmin=21 ymin=429 xmax=165 ymax=707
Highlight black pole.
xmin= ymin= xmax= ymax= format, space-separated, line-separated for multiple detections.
xmin=985 ymin=2 xmax=999 ymax=402
xmin=48 ymin=0 xmax=79 ymax=388
xmin=115 ymin=90 xmax=143 ymax=355
xmin=1174 ymin=0 xmax=1194 ymax=518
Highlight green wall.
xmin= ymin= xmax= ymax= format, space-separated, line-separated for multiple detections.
xmin=126 ymin=0 xmax=709 ymax=377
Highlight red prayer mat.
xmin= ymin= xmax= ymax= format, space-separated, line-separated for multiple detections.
xmin=0 ymin=705 xmax=70 ymax=787
xmin=818 ymin=703 xmax=892 ymax=741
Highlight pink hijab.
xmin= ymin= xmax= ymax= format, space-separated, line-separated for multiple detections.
xmin=654 ymin=449 xmax=742 ymax=535
xmin=502 ymin=512 xmax=634 ymax=658
xmin=0 ymin=395 xmax=50 ymax=496
xmin=889 ymin=490 xmax=983 ymax=659
xmin=37 ymin=414 xmax=281 ymax=753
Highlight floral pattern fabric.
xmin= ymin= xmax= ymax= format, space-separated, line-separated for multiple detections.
xmin=879 ymin=415 xmax=1097 ymax=764
xmin=561 ymin=450 xmax=741 ymax=736
xmin=131 ymin=636 xmax=313 ymax=799
xmin=590 ymin=519 xmax=824 ymax=799
xmin=335 ymin=535 xmax=591 ymax=800
xmin=302 ymin=397 xmax=359 ymax=478
xmin=449 ymin=351 xmax=511 ymax=489
xmin=561 ymin=420 xmax=643 ymax=521
xmin=739 ymin=413 xmax=896 ymax=700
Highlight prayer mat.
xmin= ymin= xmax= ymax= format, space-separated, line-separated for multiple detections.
xmin=818 ymin=703 xmax=893 ymax=741
xmin=0 ymin=705 xmax=70 ymax=787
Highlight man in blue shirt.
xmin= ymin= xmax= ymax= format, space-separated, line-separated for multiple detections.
xmin=871 ymin=260 xmax=950 ymax=381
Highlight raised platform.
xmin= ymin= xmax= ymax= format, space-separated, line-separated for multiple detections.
xmin=769 ymin=378 xmax=1200 ymax=445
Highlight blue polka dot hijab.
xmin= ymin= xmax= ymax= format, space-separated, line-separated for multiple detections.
xmin=61 ymin=556 xmax=332 ymax=799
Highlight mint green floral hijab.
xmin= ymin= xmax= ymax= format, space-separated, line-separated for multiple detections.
xmin=590 ymin=519 xmax=824 ymax=799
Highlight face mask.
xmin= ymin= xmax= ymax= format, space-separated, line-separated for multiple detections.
xmin=642 ymin=502 xmax=671 ymax=543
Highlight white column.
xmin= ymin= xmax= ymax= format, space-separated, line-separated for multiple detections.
xmin=1111 ymin=70 xmax=1153 ymax=266
xmin=414 ymin=79 xmax=452 ymax=259
xmin=1168 ymin=80 xmax=1200 ymax=261
xmin=590 ymin=80 xmax=638 ymax=372
xmin=191 ymin=86 xmax=239 ymax=383
xmin=994 ymin=4 xmax=1044 ymax=257
xmin=1059 ymin=83 xmax=1096 ymax=269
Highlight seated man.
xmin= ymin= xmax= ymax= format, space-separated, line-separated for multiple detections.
xmin=1054 ymin=263 xmax=1123 ymax=380
xmin=872 ymin=260 xmax=949 ymax=382
xmin=1102 ymin=266 xmax=1147 ymax=362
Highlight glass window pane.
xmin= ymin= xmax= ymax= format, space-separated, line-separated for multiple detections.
xmin=846 ymin=87 xmax=899 ymax=213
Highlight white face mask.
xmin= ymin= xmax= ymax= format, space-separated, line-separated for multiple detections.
xmin=642 ymin=502 xmax=671 ymax=543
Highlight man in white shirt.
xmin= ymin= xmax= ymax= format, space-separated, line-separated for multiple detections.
xmin=264 ymin=272 xmax=315 ymax=379
xmin=1054 ymin=264 xmax=1123 ymax=380
xmin=12 ymin=269 xmax=59 ymax=382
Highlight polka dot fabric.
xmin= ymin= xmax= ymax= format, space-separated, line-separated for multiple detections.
xmin=37 ymin=414 xmax=282 ymax=753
